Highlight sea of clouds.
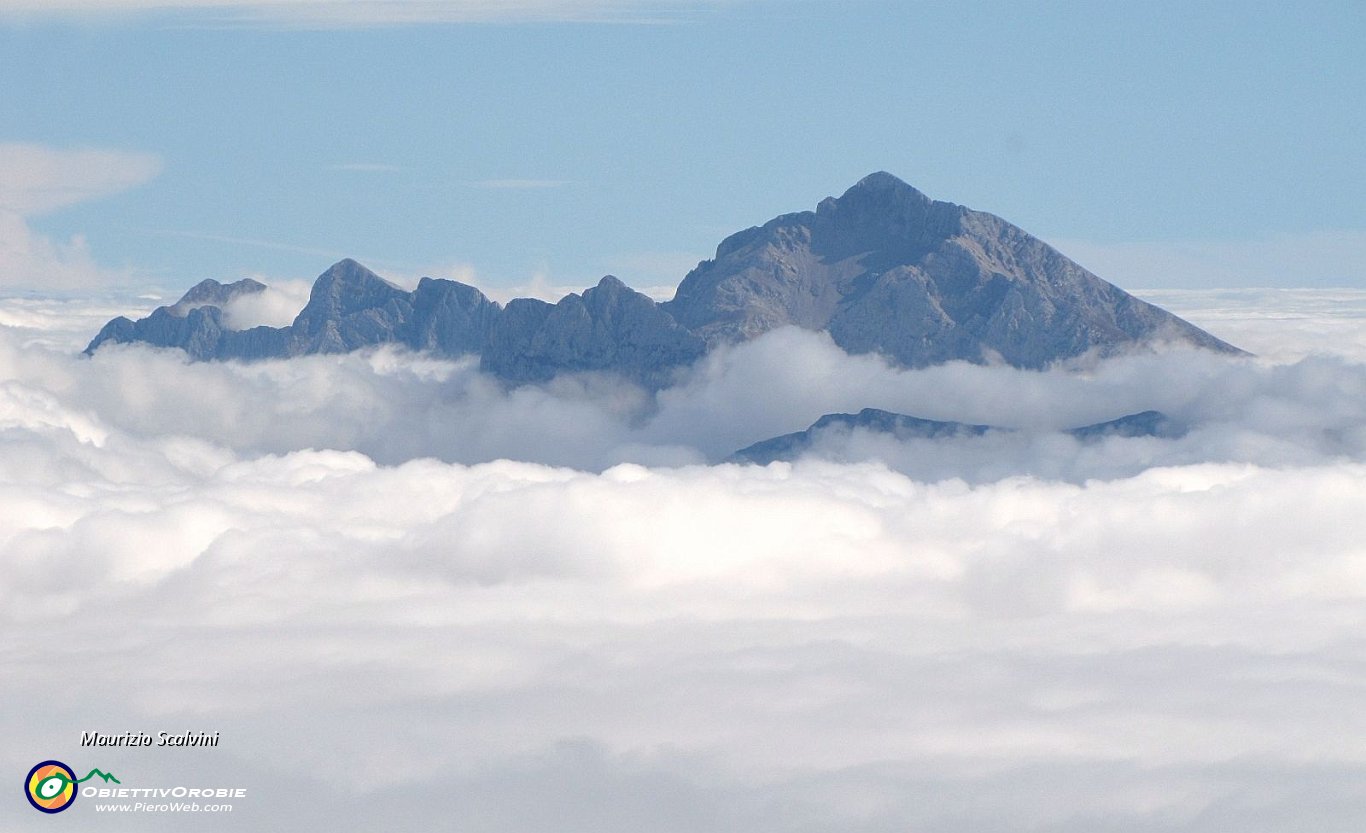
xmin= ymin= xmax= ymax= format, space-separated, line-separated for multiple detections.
xmin=3 ymin=288 xmax=1366 ymax=831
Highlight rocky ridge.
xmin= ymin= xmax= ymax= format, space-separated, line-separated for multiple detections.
xmin=729 ymin=407 xmax=1184 ymax=464
xmin=86 ymin=172 xmax=1243 ymax=385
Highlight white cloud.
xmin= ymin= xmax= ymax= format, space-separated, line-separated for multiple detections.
xmin=10 ymin=288 xmax=1364 ymax=476
xmin=1137 ymin=287 xmax=1366 ymax=364
xmin=0 ymin=210 xmax=109 ymax=290
xmin=0 ymin=143 xmax=162 ymax=290
xmin=5 ymin=290 xmax=1366 ymax=830
xmin=220 ymin=278 xmax=313 ymax=329
xmin=416 ymin=262 xmax=609 ymax=304
xmin=297 ymin=259 xmax=665 ymax=307
xmin=0 ymin=291 xmax=158 ymax=351
xmin=382 ymin=262 xmax=676 ymax=305
xmin=1052 ymin=229 xmax=1366 ymax=289
xmin=0 ymin=143 xmax=162 ymax=217
xmin=479 ymin=271 xmax=591 ymax=303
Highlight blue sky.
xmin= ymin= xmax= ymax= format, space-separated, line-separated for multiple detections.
xmin=1 ymin=0 xmax=1363 ymax=293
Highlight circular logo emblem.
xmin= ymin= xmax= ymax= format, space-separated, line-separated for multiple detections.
xmin=25 ymin=761 xmax=78 ymax=814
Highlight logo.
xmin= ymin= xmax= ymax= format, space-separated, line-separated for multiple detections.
xmin=24 ymin=761 xmax=120 ymax=814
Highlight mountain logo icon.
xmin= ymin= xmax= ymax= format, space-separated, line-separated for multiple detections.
xmin=24 ymin=760 xmax=120 ymax=814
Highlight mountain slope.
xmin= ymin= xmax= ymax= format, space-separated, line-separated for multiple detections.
xmin=729 ymin=407 xmax=1185 ymax=465
xmin=665 ymin=172 xmax=1241 ymax=368
xmin=85 ymin=260 xmax=701 ymax=385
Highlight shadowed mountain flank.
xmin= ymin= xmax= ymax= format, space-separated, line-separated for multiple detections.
xmin=729 ymin=407 xmax=1186 ymax=465
xmin=665 ymin=172 xmax=1241 ymax=368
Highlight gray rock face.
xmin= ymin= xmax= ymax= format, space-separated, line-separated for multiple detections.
xmin=665 ymin=172 xmax=1242 ymax=367
xmin=85 ymin=259 xmax=701 ymax=386
xmin=481 ymin=276 xmax=704 ymax=385
xmin=86 ymin=277 xmax=287 ymax=362
xmin=1064 ymin=409 xmax=1183 ymax=441
xmin=287 ymin=259 xmax=413 ymax=355
xmin=408 ymin=276 xmax=501 ymax=356
xmin=730 ymin=407 xmax=1184 ymax=465
xmin=86 ymin=173 xmax=1243 ymax=383
xmin=169 ymin=277 xmax=267 ymax=316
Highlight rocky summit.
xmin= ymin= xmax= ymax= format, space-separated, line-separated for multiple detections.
xmin=86 ymin=173 xmax=1243 ymax=384
xmin=665 ymin=172 xmax=1241 ymax=367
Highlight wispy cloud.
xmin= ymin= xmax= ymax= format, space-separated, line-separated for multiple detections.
xmin=0 ymin=143 xmax=161 ymax=290
xmin=0 ymin=143 xmax=162 ymax=217
xmin=0 ymin=0 xmax=720 ymax=27
xmin=470 ymin=178 xmax=571 ymax=190
xmin=327 ymin=162 xmax=404 ymax=173
xmin=140 ymin=227 xmax=350 ymax=261
xmin=54 ymin=289 xmax=1366 ymax=472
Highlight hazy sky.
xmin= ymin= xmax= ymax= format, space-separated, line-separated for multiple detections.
xmin=2 ymin=0 xmax=1364 ymax=292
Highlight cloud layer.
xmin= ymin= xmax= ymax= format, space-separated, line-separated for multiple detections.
xmin=1056 ymin=230 xmax=1366 ymax=289
xmin=2 ymin=289 xmax=1366 ymax=831
xmin=16 ymin=289 xmax=1366 ymax=479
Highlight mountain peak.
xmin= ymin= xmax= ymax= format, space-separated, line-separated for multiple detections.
xmin=292 ymin=258 xmax=409 ymax=342
xmin=849 ymin=170 xmax=917 ymax=193
xmin=813 ymin=172 xmax=931 ymax=216
xmin=86 ymin=174 xmax=1244 ymax=378
xmin=831 ymin=170 xmax=930 ymax=204
xmin=667 ymin=172 xmax=1242 ymax=365
xmin=168 ymin=277 xmax=266 ymax=316
xmin=319 ymin=258 xmax=399 ymax=290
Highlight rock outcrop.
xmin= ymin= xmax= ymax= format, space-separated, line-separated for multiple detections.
xmin=729 ymin=407 xmax=1185 ymax=464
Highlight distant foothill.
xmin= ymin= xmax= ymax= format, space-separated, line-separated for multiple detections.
xmin=86 ymin=172 xmax=1244 ymax=386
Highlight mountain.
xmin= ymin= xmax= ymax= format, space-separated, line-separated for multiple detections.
xmin=169 ymin=277 xmax=267 ymax=315
xmin=730 ymin=409 xmax=993 ymax=464
xmin=665 ymin=172 xmax=1240 ymax=367
xmin=1065 ymin=409 xmax=1181 ymax=441
xmin=87 ymin=260 xmax=704 ymax=386
xmin=729 ymin=408 xmax=1184 ymax=465
xmin=85 ymin=278 xmax=292 ymax=362
xmin=86 ymin=173 xmax=1242 ymax=382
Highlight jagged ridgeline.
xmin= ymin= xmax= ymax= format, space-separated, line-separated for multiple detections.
xmin=86 ymin=172 xmax=1243 ymax=384
xmin=729 ymin=408 xmax=1184 ymax=465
